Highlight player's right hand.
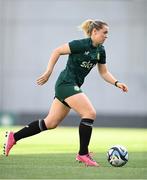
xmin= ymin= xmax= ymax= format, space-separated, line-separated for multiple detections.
xmin=36 ymin=71 xmax=51 ymax=85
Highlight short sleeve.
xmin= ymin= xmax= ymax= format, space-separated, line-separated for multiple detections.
xmin=69 ymin=40 xmax=85 ymax=54
xmin=98 ymin=47 xmax=106 ymax=64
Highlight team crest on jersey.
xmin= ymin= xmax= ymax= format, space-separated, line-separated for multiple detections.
xmin=97 ymin=53 xmax=100 ymax=60
xmin=74 ymin=86 xmax=80 ymax=91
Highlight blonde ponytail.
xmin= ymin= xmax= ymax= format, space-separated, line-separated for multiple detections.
xmin=79 ymin=19 xmax=108 ymax=37
xmin=80 ymin=19 xmax=94 ymax=37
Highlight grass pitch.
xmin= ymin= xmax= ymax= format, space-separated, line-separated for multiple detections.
xmin=0 ymin=126 xmax=147 ymax=179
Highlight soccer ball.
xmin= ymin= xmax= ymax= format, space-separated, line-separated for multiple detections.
xmin=107 ymin=145 xmax=128 ymax=167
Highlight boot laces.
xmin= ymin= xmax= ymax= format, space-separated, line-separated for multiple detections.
xmin=87 ymin=152 xmax=96 ymax=162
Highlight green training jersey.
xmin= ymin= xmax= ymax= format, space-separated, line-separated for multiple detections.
xmin=56 ymin=38 xmax=106 ymax=87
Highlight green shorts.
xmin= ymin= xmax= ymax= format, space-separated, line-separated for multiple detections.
xmin=55 ymin=83 xmax=82 ymax=107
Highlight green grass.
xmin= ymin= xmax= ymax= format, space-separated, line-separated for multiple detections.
xmin=0 ymin=126 xmax=147 ymax=179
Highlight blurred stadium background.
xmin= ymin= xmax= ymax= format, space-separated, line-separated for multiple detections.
xmin=0 ymin=0 xmax=146 ymax=128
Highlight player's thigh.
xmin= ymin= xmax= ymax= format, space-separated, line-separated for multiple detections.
xmin=65 ymin=93 xmax=96 ymax=120
xmin=44 ymin=98 xmax=70 ymax=129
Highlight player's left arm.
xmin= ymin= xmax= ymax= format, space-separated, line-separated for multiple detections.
xmin=97 ymin=63 xmax=128 ymax=92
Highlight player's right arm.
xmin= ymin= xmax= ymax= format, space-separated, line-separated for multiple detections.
xmin=37 ymin=43 xmax=71 ymax=85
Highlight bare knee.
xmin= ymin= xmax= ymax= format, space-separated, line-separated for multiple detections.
xmin=81 ymin=109 xmax=96 ymax=120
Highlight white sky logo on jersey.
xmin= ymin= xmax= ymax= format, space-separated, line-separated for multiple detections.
xmin=80 ymin=61 xmax=95 ymax=69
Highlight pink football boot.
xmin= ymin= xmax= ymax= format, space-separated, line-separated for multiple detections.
xmin=4 ymin=131 xmax=16 ymax=156
xmin=76 ymin=153 xmax=100 ymax=167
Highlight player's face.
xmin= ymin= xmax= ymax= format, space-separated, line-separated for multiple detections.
xmin=92 ymin=25 xmax=109 ymax=45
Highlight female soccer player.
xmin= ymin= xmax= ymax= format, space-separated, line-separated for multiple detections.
xmin=4 ymin=19 xmax=128 ymax=167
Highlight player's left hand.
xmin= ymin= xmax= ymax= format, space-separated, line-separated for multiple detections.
xmin=117 ymin=82 xmax=128 ymax=92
